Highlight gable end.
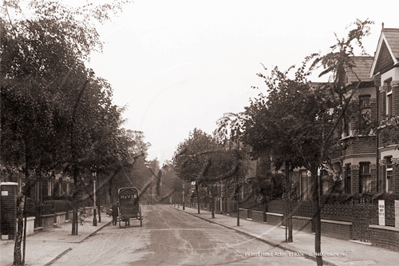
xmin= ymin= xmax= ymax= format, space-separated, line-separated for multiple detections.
xmin=373 ymin=40 xmax=395 ymax=75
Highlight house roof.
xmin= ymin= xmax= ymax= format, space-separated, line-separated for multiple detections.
xmin=384 ymin=28 xmax=399 ymax=60
xmin=345 ymin=56 xmax=374 ymax=84
xmin=370 ymin=28 xmax=399 ymax=76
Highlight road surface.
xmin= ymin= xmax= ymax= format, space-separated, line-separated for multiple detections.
xmin=52 ymin=205 xmax=313 ymax=265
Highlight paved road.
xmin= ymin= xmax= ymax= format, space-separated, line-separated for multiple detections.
xmin=52 ymin=205 xmax=313 ymax=265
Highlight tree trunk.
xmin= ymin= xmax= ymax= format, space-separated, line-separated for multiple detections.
xmin=237 ymin=176 xmax=240 ymax=227
xmin=13 ymin=198 xmax=24 ymax=266
xmin=311 ymin=167 xmax=322 ymax=266
xmin=285 ymin=162 xmax=293 ymax=242
xmin=72 ymin=166 xmax=79 ymax=235
xmin=211 ymin=184 xmax=215 ymax=218
xmin=196 ymin=184 xmax=200 ymax=214
xmin=97 ymin=173 xmax=101 ymax=223
xmin=108 ymin=178 xmax=113 ymax=204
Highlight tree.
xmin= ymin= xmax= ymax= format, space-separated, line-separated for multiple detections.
xmin=158 ymin=162 xmax=182 ymax=204
xmin=1 ymin=1 xmax=132 ymax=264
xmin=173 ymin=128 xmax=248 ymax=218
xmin=227 ymin=19 xmax=373 ymax=266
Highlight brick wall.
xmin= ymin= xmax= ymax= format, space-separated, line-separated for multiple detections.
xmin=265 ymin=212 xmax=284 ymax=226
xmin=321 ymin=219 xmax=352 ymax=240
xmin=1 ymin=183 xmax=18 ymax=240
xmin=41 ymin=214 xmax=55 ymax=229
xmin=371 ymin=166 xmax=377 ymax=192
xmin=343 ymin=137 xmax=376 ymax=156
xmin=370 ymin=99 xmax=378 ymax=123
xmin=370 ymin=225 xmax=399 ymax=252
xmin=239 ymin=209 xmax=247 ymax=218
xmin=393 ymin=83 xmax=399 ymax=116
xmin=379 ymin=90 xmax=386 ymax=121
xmin=394 ymin=165 xmax=399 ymax=194
xmin=251 ymin=211 xmax=265 ymax=223
xmin=268 ymin=200 xmax=286 ymax=213
xmin=292 ymin=216 xmax=312 ymax=233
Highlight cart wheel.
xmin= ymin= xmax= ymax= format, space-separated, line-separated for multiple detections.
xmin=140 ymin=211 xmax=142 ymax=227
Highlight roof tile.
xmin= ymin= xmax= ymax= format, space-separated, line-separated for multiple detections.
xmin=382 ymin=28 xmax=399 ymax=60
xmin=345 ymin=56 xmax=374 ymax=83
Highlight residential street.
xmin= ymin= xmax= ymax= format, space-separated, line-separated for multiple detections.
xmin=52 ymin=205 xmax=312 ymax=266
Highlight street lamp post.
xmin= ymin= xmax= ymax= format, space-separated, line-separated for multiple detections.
xmin=92 ymin=171 xmax=97 ymax=226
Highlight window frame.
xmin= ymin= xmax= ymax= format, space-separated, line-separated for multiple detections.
xmin=359 ymin=162 xmax=371 ymax=193
xmin=384 ymin=79 xmax=392 ymax=117
xmin=385 ymin=156 xmax=393 ymax=193
xmin=358 ymin=94 xmax=372 ymax=134
xmin=345 ymin=164 xmax=351 ymax=194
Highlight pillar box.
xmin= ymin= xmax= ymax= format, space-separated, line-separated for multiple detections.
xmin=1 ymin=182 xmax=18 ymax=240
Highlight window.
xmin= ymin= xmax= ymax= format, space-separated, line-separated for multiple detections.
xmin=69 ymin=183 xmax=75 ymax=196
xmin=62 ymin=182 xmax=67 ymax=196
xmin=345 ymin=164 xmax=351 ymax=194
xmin=359 ymin=95 xmax=371 ymax=134
xmin=387 ymin=93 xmax=392 ymax=116
xmin=359 ymin=95 xmax=371 ymax=108
xmin=386 ymin=157 xmax=393 ymax=193
xmin=343 ymin=119 xmax=351 ymax=137
xmin=384 ymin=79 xmax=392 ymax=117
xmin=53 ymin=180 xmax=59 ymax=196
xmin=48 ymin=180 xmax=53 ymax=196
xmin=359 ymin=162 xmax=371 ymax=193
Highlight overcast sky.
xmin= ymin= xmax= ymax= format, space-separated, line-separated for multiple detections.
xmin=76 ymin=0 xmax=398 ymax=164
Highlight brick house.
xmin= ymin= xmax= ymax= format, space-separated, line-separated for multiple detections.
xmin=331 ymin=56 xmax=378 ymax=195
xmin=294 ymin=28 xmax=399 ymax=198
xmin=214 ymin=28 xmax=399 ymax=205
xmin=370 ymin=27 xmax=399 ymax=194
xmin=287 ymin=57 xmax=378 ymax=200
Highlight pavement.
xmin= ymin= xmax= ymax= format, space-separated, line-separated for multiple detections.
xmin=0 ymin=213 xmax=112 ymax=266
xmin=1 ymin=206 xmax=398 ymax=266
xmin=172 ymin=205 xmax=399 ymax=266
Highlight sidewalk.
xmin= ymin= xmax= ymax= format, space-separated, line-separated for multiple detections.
xmin=173 ymin=206 xmax=399 ymax=266
xmin=0 ymin=214 xmax=112 ymax=266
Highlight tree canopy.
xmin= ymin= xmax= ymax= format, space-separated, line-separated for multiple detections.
xmin=216 ymin=19 xmax=374 ymax=266
xmin=173 ymin=128 xmax=248 ymax=198
xmin=1 ymin=1 xmax=140 ymax=260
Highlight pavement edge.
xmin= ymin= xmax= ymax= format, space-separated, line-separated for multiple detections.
xmin=44 ymin=220 xmax=112 ymax=266
xmin=171 ymin=207 xmax=337 ymax=266
xmin=80 ymin=220 xmax=112 ymax=243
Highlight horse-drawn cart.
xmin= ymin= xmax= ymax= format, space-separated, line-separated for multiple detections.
xmin=118 ymin=187 xmax=142 ymax=227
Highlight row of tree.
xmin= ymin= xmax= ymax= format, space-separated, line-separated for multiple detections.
xmin=0 ymin=1 xmax=164 ymax=265
xmin=172 ymin=19 xmax=377 ymax=266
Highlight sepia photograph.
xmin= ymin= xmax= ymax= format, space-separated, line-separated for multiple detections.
xmin=1 ymin=0 xmax=399 ymax=265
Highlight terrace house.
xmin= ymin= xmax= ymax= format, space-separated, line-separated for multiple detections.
xmin=332 ymin=56 xmax=377 ymax=195
xmin=371 ymin=27 xmax=399 ymax=194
